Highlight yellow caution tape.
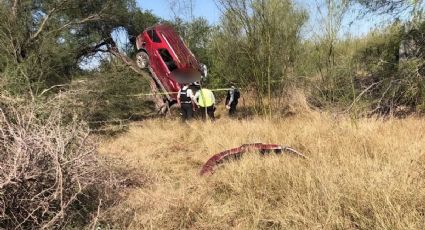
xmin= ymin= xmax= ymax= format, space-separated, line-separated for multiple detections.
xmin=68 ymin=87 xmax=239 ymax=98
xmin=129 ymin=88 xmax=236 ymax=97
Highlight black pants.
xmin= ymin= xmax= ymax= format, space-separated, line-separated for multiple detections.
xmin=181 ymin=103 xmax=193 ymax=121
xmin=229 ymin=102 xmax=238 ymax=116
xmin=200 ymin=106 xmax=215 ymax=120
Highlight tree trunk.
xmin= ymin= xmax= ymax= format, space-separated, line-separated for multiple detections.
xmin=108 ymin=47 xmax=167 ymax=113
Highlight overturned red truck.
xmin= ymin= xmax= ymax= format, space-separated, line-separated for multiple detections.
xmin=135 ymin=24 xmax=206 ymax=106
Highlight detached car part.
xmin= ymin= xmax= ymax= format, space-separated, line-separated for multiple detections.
xmin=200 ymin=143 xmax=306 ymax=176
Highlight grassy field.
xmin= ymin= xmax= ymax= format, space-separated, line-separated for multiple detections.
xmin=99 ymin=113 xmax=425 ymax=229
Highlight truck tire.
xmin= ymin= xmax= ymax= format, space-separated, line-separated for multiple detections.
xmin=136 ymin=51 xmax=149 ymax=69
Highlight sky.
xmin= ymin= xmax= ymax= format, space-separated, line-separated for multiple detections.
xmin=137 ymin=0 xmax=221 ymax=24
xmin=137 ymin=0 xmax=391 ymax=39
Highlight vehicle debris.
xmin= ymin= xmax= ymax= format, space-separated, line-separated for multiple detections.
xmin=200 ymin=143 xmax=306 ymax=176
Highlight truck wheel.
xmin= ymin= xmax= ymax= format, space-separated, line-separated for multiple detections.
xmin=136 ymin=51 xmax=149 ymax=69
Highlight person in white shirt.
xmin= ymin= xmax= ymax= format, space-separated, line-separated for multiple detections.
xmin=225 ymin=85 xmax=240 ymax=116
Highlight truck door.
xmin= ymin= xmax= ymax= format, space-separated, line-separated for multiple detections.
xmin=145 ymin=29 xmax=171 ymax=90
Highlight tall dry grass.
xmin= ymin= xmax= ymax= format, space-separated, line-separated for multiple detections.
xmin=99 ymin=114 xmax=425 ymax=229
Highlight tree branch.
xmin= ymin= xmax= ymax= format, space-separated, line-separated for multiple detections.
xmin=30 ymin=7 xmax=57 ymax=41
xmin=30 ymin=0 xmax=100 ymax=43
xmin=77 ymin=41 xmax=109 ymax=59
xmin=38 ymin=84 xmax=67 ymax=97
xmin=345 ymin=80 xmax=384 ymax=113
xmin=48 ymin=14 xmax=102 ymax=37
xmin=12 ymin=0 xmax=19 ymax=17
xmin=107 ymin=47 xmax=166 ymax=110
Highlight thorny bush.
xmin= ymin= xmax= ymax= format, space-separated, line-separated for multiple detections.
xmin=0 ymin=96 xmax=129 ymax=229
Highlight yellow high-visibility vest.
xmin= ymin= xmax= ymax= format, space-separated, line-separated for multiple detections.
xmin=198 ymin=88 xmax=213 ymax=107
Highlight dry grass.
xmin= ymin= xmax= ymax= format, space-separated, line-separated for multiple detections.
xmin=99 ymin=114 xmax=425 ymax=229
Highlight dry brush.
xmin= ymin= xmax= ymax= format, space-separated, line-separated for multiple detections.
xmin=0 ymin=97 xmax=138 ymax=229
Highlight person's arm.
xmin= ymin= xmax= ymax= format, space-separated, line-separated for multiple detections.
xmin=189 ymin=90 xmax=196 ymax=111
xmin=193 ymin=91 xmax=200 ymax=106
xmin=211 ymin=91 xmax=215 ymax=105
xmin=227 ymin=89 xmax=234 ymax=106
xmin=177 ymin=90 xmax=181 ymax=106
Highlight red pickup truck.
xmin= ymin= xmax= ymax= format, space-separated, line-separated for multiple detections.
xmin=135 ymin=24 xmax=206 ymax=103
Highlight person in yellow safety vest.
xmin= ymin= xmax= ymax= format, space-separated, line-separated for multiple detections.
xmin=194 ymin=88 xmax=216 ymax=120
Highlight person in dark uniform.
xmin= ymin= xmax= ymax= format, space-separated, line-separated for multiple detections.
xmin=225 ymin=85 xmax=240 ymax=116
xmin=177 ymin=83 xmax=195 ymax=121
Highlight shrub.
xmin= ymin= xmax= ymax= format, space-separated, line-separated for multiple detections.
xmin=0 ymin=96 xmax=112 ymax=229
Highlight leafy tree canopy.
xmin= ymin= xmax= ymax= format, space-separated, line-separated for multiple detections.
xmin=0 ymin=0 xmax=159 ymax=95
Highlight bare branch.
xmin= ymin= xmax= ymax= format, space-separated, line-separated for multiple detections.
xmin=107 ymin=47 xmax=166 ymax=109
xmin=48 ymin=14 xmax=102 ymax=36
xmin=12 ymin=0 xmax=19 ymax=17
xmin=30 ymin=7 xmax=57 ymax=41
xmin=77 ymin=41 xmax=109 ymax=59
xmin=89 ymin=199 xmax=102 ymax=230
xmin=345 ymin=80 xmax=384 ymax=113
xmin=29 ymin=0 xmax=101 ymax=43
xmin=38 ymin=84 xmax=67 ymax=97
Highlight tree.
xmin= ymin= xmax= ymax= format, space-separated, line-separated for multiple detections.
xmin=171 ymin=17 xmax=212 ymax=65
xmin=211 ymin=0 xmax=307 ymax=115
xmin=308 ymin=0 xmax=351 ymax=103
xmin=354 ymin=0 xmax=425 ymax=114
xmin=357 ymin=0 xmax=424 ymax=20
xmin=0 ymin=0 xmax=159 ymax=99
